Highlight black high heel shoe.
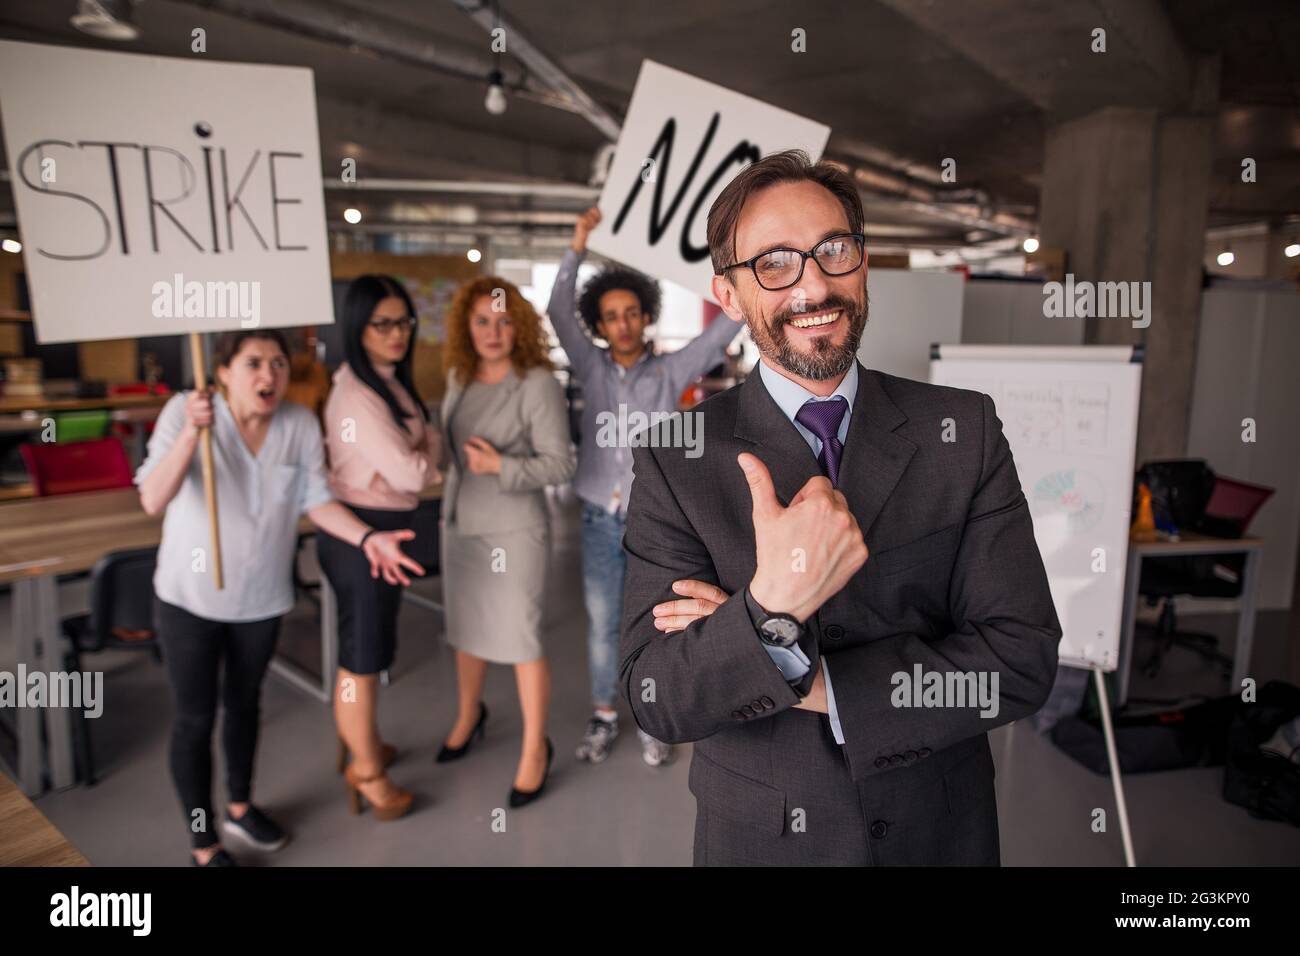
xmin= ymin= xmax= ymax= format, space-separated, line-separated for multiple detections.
xmin=508 ymin=738 xmax=554 ymax=808
xmin=435 ymin=702 xmax=488 ymax=763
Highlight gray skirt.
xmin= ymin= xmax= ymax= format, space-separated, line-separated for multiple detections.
xmin=440 ymin=521 xmax=549 ymax=665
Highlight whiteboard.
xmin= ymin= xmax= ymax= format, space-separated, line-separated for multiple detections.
xmin=930 ymin=345 xmax=1143 ymax=672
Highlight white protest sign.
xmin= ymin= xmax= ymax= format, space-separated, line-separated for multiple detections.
xmin=588 ymin=60 xmax=830 ymax=304
xmin=0 ymin=41 xmax=332 ymax=343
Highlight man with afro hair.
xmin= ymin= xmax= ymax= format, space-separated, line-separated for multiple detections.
xmin=548 ymin=206 xmax=743 ymax=768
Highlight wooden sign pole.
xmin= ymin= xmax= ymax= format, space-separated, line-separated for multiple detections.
xmin=187 ymin=332 xmax=224 ymax=590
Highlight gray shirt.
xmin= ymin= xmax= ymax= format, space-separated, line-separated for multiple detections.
xmin=546 ymin=248 xmax=743 ymax=514
xmin=135 ymin=392 xmax=333 ymax=622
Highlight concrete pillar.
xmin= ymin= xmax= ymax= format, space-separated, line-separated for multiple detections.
xmin=1039 ymin=106 xmax=1216 ymax=464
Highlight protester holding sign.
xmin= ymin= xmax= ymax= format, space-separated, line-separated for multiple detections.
xmin=319 ymin=276 xmax=441 ymax=823
xmin=548 ymin=208 xmax=743 ymax=767
xmin=136 ymin=329 xmax=424 ymax=866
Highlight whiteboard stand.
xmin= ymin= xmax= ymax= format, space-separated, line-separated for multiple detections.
xmin=929 ymin=343 xmax=1145 ymax=869
xmin=1092 ymin=666 xmax=1137 ymax=867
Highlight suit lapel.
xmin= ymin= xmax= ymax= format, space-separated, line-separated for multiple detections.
xmin=734 ymin=367 xmax=820 ymax=506
xmin=735 ymin=362 xmax=916 ymax=538
xmin=838 ymin=367 xmax=917 ymax=538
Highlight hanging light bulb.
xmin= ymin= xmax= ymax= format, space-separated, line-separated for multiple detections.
xmin=1022 ymin=237 xmax=1040 ymax=254
xmin=485 ymin=69 xmax=507 ymax=115
xmin=1216 ymin=249 xmax=1234 ymax=267
xmin=1285 ymin=243 xmax=1300 ymax=259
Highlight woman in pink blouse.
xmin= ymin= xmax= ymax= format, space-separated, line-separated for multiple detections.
xmin=319 ymin=275 xmax=441 ymax=821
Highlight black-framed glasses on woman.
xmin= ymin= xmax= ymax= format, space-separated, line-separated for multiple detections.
xmin=720 ymin=232 xmax=866 ymax=291
xmin=368 ymin=316 xmax=418 ymax=335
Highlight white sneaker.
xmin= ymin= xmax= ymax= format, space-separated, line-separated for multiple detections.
xmin=638 ymin=729 xmax=674 ymax=767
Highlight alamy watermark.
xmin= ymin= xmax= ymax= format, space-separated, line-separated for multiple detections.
xmin=1 ymin=666 xmax=103 ymax=718
xmin=595 ymin=405 xmax=703 ymax=458
xmin=890 ymin=664 xmax=1000 ymax=718
xmin=1042 ymin=273 xmax=1150 ymax=329
xmin=151 ymin=272 xmax=260 ymax=328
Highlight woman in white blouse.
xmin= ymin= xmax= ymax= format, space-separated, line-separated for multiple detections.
xmin=136 ymin=329 xmax=422 ymax=867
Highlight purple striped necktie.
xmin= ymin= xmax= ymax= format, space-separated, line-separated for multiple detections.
xmin=795 ymin=397 xmax=848 ymax=486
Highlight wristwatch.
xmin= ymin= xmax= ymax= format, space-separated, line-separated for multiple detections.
xmin=744 ymin=586 xmax=804 ymax=648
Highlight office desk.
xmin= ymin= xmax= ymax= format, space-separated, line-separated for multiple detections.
xmin=0 ymin=484 xmax=442 ymax=796
xmin=1118 ymin=533 xmax=1264 ymax=707
xmin=0 ymin=771 xmax=90 ymax=866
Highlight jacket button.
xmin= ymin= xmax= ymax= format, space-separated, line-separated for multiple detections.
xmin=869 ymin=820 xmax=888 ymax=839
xmin=904 ymin=750 xmax=919 ymax=764
xmin=731 ymin=710 xmax=744 ymax=720
xmin=824 ymin=624 xmax=845 ymax=641
xmin=751 ymin=699 xmax=764 ymax=711
xmin=918 ymin=747 xmax=932 ymax=758
xmin=740 ymin=705 xmax=755 ymax=718
xmin=874 ymin=757 xmax=889 ymax=769
xmin=889 ymin=754 xmax=904 ymax=766
xmin=760 ymin=696 xmax=774 ymax=708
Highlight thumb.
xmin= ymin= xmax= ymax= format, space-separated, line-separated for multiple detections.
xmin=737 ymin=453 xmax=781 ymax=523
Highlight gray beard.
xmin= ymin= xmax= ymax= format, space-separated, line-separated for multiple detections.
xmin=748 ymin=294 xmax=868 ymax=381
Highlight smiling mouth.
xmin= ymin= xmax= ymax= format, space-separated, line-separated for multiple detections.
xmin=787 ymin=309 xmax=842 ymax=330
xmin=257 ymin=388 xmax=275 ymax=400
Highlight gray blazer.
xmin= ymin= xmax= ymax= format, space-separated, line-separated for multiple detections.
xmin=620 ymin=363 xmax=1061 ymax=866
xmin=440 ymin=366 xmax=576 ymax=536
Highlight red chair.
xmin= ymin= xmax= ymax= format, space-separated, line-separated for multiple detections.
xmin=20 ymin=438 xmax=134 ymax=497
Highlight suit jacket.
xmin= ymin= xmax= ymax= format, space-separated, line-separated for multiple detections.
xmin=439 ymin=366 xmax=576 ymax=536
xmin=620 ymin=362 xmax=1061 ymax=865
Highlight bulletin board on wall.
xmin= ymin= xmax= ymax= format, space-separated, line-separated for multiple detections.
xmin=328 ymin=251 xmax=482 ymax=405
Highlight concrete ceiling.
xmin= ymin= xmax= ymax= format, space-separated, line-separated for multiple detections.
xmin=0 ymin=0 xmax=1296 ymax=250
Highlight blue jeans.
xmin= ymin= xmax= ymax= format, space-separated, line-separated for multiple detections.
xmin=580 ymin=500 xmax=627 ymax=709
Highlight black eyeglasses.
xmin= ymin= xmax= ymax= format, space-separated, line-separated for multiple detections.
xmin=720 ymin=232 xmax=865 ymax=291
xmin=368 ymin=316 xmax=418 ymax=335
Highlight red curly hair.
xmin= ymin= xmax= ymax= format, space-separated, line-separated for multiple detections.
xmin=443 ymin=276 xmax=553 ymax=386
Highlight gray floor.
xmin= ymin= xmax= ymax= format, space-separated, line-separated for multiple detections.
xmin=3 ymin=494 xmax=1299 ymax=866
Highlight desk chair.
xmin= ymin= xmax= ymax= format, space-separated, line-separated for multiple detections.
xmin=20 ymin=437 xmax=133 ymax=496
xmin=60 ymin=547 xmax=161 ymax=786
xmin=1138 ymin=470 xmax=1274 ymax=680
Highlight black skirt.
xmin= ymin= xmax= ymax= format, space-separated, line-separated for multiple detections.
xmin=316 ymin=502 xmax=417 ymax=675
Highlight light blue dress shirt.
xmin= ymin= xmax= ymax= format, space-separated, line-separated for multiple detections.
xmin=753 ymin=359 xmax=858 ymax=745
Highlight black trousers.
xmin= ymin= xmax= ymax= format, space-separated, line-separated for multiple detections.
xmin=155 ymin=599 xmax=282 ymax=849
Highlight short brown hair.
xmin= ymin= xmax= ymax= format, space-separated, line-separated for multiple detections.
xmin=706 ymin=149 xmax=864 ymax=276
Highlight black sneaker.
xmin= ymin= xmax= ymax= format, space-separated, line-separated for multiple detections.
xmin=221 ymin=806 xmax=289 ymax=852
xmin=191 ymin=848 xmax=238 ymax=867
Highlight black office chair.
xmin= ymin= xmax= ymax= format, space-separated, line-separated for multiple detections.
xmin=61 ymin=546 xmax=161 ymax=786
xmin=1135 ymin=461 xmax=1274 ymax=680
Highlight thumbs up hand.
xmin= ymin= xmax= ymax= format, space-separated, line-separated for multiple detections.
xmin=739 ymin=452 xmax=868 ymax=624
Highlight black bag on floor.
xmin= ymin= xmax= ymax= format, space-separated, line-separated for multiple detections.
xmin=1223 ymin=681 xmax=1300 ymax=827
xmin=1049 ymin=695 xmax=1236 ymax=774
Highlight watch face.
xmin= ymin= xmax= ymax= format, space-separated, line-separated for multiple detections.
xmin=761 ymin=617 xmax=801 ymax=647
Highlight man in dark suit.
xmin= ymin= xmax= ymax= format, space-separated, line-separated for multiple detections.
xmin=619 ymin=150 xmax=1061 ymax=865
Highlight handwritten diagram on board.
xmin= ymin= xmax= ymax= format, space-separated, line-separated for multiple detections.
xmin=932 ymin=351 xmax=1142 ymax=672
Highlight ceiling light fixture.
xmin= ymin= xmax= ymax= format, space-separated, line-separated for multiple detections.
xmin=70 ymin=0 xmax=140 ymax=41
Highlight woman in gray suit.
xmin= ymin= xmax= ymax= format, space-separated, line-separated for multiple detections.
xmin=437 ymin=276 xmax=576 ymax=806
